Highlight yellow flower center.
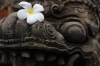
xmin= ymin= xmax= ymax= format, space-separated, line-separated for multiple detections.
xmin=28 ymin=9 xmax=34 ymax=15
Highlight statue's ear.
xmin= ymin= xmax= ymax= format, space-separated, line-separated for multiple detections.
xmin=87 ymin=23 xmax=99 ymax=36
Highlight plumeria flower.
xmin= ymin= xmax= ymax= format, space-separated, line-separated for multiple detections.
xmin=17 ymin=1 xmax=44 ymax=24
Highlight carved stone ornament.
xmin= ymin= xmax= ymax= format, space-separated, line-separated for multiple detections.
xmin=0 ymin=0 xmax=100 ymax=66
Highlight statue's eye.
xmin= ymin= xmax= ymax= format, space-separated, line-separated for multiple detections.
xmin=59 ymin=22 xmax=87 ymax=44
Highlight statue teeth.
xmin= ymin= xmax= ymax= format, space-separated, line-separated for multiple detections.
xmin=46 ymin=55 xmax=56 ymax=62
xmin=34 ymin=52 xmax=44 ymax=62
xmin=11 ymin=51 xmax=17 ymax=57
xmin=21 ymin=51 xmax=30 ymax=58
xmin=57 ymin=57 xmax=65 ymax=66
xmin=2 ymin=52 xmax=10 ymax=63
xmin=13 ymin=55 xmax=23 ymax=66
xmin=24 ymin=58 xmax=35 ymax=66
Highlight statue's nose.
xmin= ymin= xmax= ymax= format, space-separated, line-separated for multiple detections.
xmin=59 ymin=22 xmax=87 ymax=44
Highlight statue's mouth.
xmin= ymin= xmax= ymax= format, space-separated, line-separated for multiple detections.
xmin=2 ymin=48 xmax=91 ymax=66
xmin=0 ymin=39 xmax=93 ymax=66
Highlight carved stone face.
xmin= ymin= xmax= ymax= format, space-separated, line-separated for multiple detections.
xmin=0 ymin=0 xmax=100 ymax=66
xmin=44 ymin=1 xmax=100 ymax=66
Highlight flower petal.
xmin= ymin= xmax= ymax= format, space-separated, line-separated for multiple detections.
xmin=34 ymin=13 xmax=44 ymax=22
xmin=17 ymin=9 xmax=27 ymax=20
xmin=27 ymin=15 xmax=37 ymax=24
xmin=19 ymin=1 xmax=32 ymax=9
xmin=33 ymin=4 xmax=44 ymax=12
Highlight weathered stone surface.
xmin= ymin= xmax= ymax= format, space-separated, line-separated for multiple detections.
xmin=0 ymin=0 xmax=100 ymax=66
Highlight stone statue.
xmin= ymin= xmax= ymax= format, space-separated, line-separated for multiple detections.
xmin=0 ymin=0 xmax=100 ymax=66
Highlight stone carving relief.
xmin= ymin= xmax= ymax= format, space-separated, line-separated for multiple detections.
xmin=0 ymin=0 xmax=100 ymax=66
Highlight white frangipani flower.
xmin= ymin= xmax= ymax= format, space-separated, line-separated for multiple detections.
xmin=17 ymin=1 xmax=44 ymax=24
